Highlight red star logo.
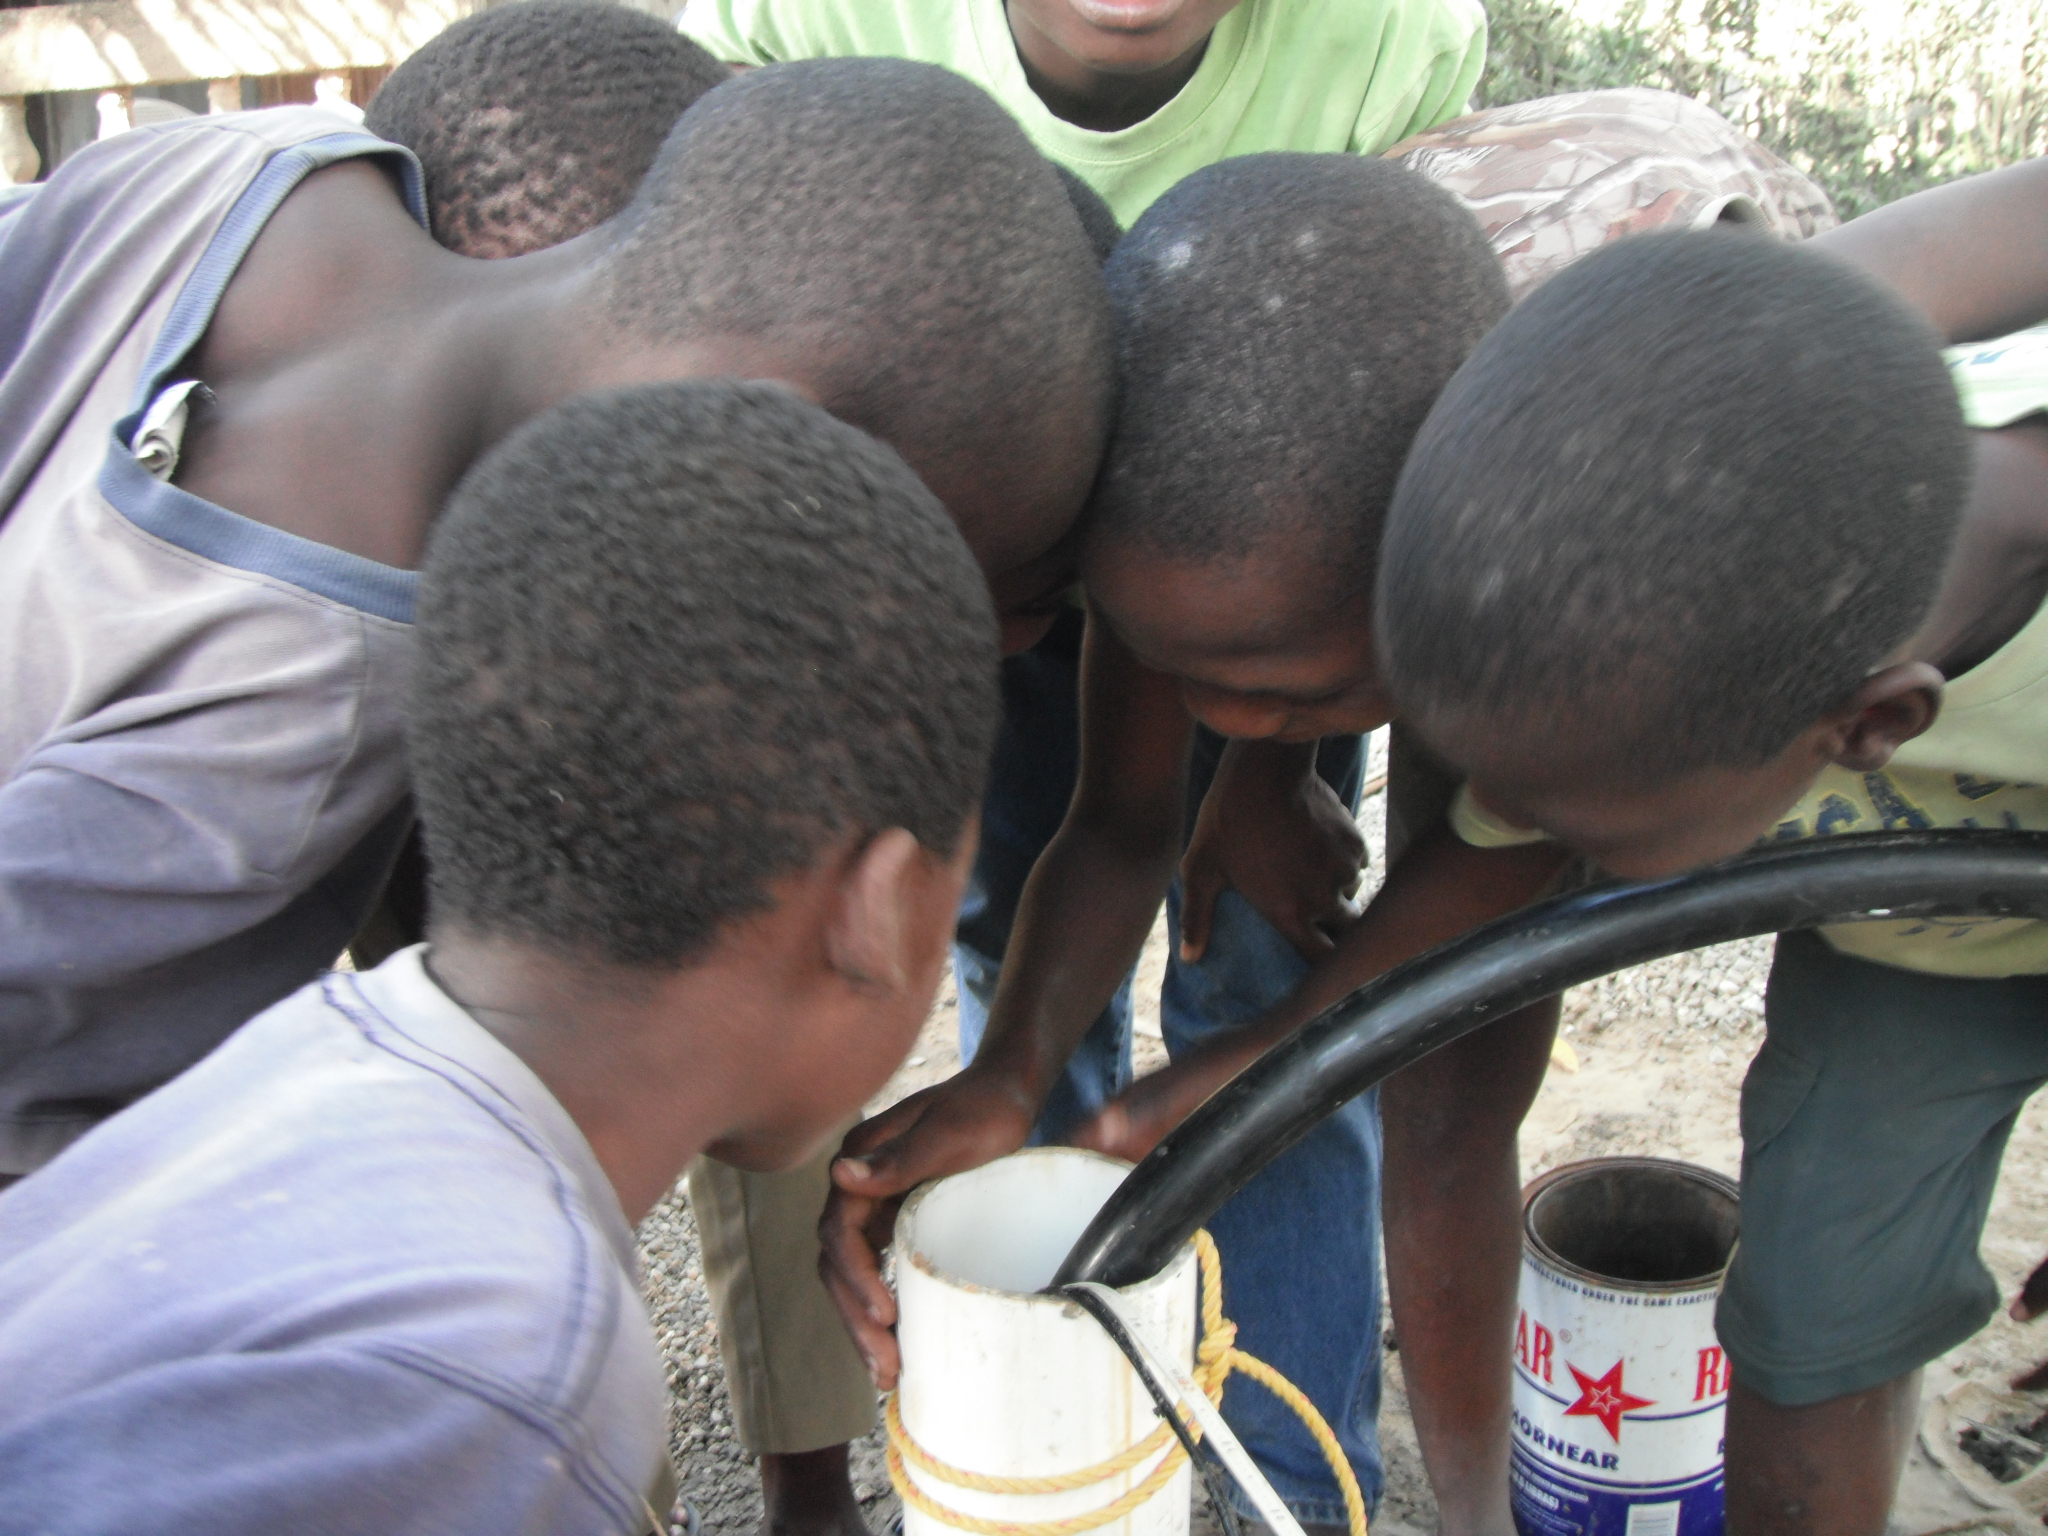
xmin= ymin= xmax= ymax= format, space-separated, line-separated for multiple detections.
xmin=1562 ymin=1359 xmax=1654 ymax=1442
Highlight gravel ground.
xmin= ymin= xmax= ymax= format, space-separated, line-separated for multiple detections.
xmin=639 ymin=736 xmax=2048 ymax=1535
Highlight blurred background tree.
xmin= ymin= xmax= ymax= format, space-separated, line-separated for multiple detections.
xmin=1477 ymin=0 xmax=2048 ymax=214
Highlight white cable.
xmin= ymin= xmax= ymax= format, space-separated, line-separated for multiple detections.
xmin=1065 ymin=1281 xmax=1309 ymax=1536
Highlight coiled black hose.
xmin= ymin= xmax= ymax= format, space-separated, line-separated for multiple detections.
xmin=1052 ymin=829 xmax=2048 ymax=1290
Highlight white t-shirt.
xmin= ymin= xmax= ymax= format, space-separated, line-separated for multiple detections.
xmin=0 ymin=946 xmax=668 ymax=1534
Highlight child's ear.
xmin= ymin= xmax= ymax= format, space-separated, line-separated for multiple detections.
xmin=1827 ymin=662 xmax=1945 ymax=772
xmin=825 ymin=828 xmax=928 ymax=997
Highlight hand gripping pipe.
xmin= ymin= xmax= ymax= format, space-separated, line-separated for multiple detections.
xmin=1052 ymin=828 xmax=2048 ymax=1291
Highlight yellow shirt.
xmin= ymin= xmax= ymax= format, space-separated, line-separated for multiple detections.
xmin=1449 ymin=324 xmax=2048 ymax=976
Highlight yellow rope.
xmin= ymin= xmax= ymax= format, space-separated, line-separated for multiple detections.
xmin=885 ymin=1230 xmax=1369 ymax=1536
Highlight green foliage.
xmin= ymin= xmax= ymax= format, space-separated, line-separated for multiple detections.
xmin=1476 ymin=0 xmax=2048 ymax=215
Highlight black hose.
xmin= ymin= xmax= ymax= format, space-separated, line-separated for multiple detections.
xmin=1052 ymin=829 xmax=2048 ymax=1290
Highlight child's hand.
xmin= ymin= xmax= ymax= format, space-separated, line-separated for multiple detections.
xmin=818 ymin=1067 xmax=1039 ymax=1388
xmin=1179 ymin=738 xmax=1366 ymax=964
xmin=1066 ymin=1032 xmax=1268 ymax=1163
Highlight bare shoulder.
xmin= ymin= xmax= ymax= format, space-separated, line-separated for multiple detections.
xmin=190 ymin=159 xmax=436 ymax=386
xmin=169 ymin=160 xmax=459 ymax=568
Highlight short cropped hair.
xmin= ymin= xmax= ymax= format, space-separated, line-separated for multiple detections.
xmin=1052 ymin=164 xmax=1122 ymax=264
xmin=366 ymin=0 xmax=729 ymax=258
xmin=1377 ymin=230 xmax=1972 ymax=777
xmin=1090 ymin=153 xmax=1509 ymax=610
xmin=603 ymin=60 xmax=1114 ymax=539
xmin=410 ymin=381 xmax=1001 ymax=967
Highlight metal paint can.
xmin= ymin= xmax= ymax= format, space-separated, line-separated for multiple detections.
xmin=1511 ymin=1157 xmax=1740 ymax=1536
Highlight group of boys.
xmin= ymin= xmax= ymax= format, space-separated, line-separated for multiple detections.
xmin=0 ymin=0 xmax=2043 ymax=1532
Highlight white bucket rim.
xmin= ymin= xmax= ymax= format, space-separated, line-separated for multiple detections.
xmin=896 ymin=1146 xmax=1196 ymax=1307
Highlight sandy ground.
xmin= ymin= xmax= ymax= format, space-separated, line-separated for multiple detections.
xmin=637 ymin=745 xmax=2048 ymax=1535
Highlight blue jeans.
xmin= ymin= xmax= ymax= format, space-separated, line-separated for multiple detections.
xmin=954 ymin=610 xmax=1385 ymax=1524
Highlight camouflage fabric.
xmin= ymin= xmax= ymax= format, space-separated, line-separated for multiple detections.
xmin=1387 ymin=87 xmax=1837 ymax=300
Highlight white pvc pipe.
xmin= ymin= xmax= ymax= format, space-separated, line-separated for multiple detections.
xmin=895 ymin=1148 xmax=1198 ymax=1536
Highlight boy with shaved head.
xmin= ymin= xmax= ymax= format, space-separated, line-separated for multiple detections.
xmin=0 ymin=378 xmax=1000 ymax=1531
xmin=822 ymin=152 xmax=1510 ymax=1533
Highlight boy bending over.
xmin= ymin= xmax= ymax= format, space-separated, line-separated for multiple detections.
xmin=0 ymin=61 xmax=1106 ymax=1175
xmin=822 ymin=153 xmax=1511 ymax=1533
xmin=0 ymin=379 xmax=998 ymax=1533
xmin=367 ymin=22 xmax=1112 ymax=1523
xmin=349 ymin=0 xmax=730 ymax=963
xmin=1372 ymin=174 xmax=2048 ymax=1536
xmin=367 ymin=14 xmax=977 ymax=1529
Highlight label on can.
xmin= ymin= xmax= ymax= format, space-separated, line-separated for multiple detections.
xmin=1510 ymin=1248 xmax=1728 ymax=1536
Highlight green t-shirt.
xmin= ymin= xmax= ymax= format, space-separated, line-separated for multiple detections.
xmin=678 ymin=0 xmax=1487 ymax=228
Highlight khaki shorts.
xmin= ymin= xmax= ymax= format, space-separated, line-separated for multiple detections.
xmin=686 ymin=1133 xmax=877 ymax=1454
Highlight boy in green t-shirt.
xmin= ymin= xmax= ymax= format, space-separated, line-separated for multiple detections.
xmin=680 ymin=0 xmax=1486 ymax=228
xmin=820 ymin=152 xmax=1510 ymax=1536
